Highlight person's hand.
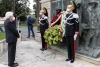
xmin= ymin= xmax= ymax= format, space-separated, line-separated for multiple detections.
xmin=74 ymin=34 xmax=77 ymax=40
xmin=50 ymin=23 xmax=53 ymax=26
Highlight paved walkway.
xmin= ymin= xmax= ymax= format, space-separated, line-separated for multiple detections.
xmin=19 ymin=27 xmax=38 ymax=36
xmin=0 ymin=40 xmax=100 ymax=67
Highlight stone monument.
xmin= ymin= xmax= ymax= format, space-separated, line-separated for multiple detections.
xmin=51 ymin=0 xmax=100 ymax=58
xmin=75 ymin=0 xmax=100 ymax=58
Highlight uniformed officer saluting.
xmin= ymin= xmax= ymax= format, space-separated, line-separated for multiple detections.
xmin=65 ymin=1 xmax=79 ymax=63
xmin=39 ymin=9 xmax=49 ymax=51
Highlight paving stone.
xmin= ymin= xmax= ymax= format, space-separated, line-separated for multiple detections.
xmin=0 ymin=64 xmax=8 ymax=67
xmin=0 ymin=40 xmax=100 ymax=67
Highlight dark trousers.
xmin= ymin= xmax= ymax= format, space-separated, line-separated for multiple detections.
xmin=28 ymin=26 xmax=35 ymax=37
xmin=8 ymin=42 xmax=16 ymax=66
xmin=66 ymin=36 xmax=74 ymax=61
xmin=41 ymin=32 xmax=45 ymax=49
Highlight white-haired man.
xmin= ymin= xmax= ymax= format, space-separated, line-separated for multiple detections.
xmin=4 ymin=11 xmax=19 ymax=67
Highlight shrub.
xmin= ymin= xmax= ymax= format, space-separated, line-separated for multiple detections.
xmin=18 ymin=14 xmax=27 ymax=21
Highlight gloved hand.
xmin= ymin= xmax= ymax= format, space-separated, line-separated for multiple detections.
xmin=74 ymin=34 xmax=78 ymax=40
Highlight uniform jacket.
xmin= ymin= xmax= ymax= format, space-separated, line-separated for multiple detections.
xmin=4 ymin=19 xmax=19 ymax=43
xmin=65 ymin=13 xmax=79 ymax=36
xmin=39 ymin=15 xmax=48 ymax=33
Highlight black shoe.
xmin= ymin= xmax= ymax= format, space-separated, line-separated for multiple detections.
xmin=40 ymin=48 xmax=45 ymax=51
xmin=9 ymin=65 xmax=16 ymax=67
xmin=32 ymin=36 xmax=35 ymax=38
xmin=65 ymin=58 xmax=71 ymax=61
xmin=45 ymin=47 xmax=47 ymax=50
xmin=27 ymin=37 xmax=30 ymax=38
xmin=9 ymin=63 xmax=19 ymax=67
xmin=70 ymin=60 xmax=74 ymax=63
xmin=14 ymin=63 xmax=19 ymax=66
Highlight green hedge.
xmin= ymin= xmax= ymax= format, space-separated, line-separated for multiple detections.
xmin=18 ymin=14 xmax=27 ymax=21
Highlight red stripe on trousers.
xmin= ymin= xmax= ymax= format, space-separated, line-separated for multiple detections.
xmin=45 ymin=42 xmax=47 ymax=48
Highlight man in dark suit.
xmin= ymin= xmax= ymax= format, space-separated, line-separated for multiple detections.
xmin=4 ymin=12 xmax=19 ymax=67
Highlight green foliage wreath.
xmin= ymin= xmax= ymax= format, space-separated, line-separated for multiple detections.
xmin=44 ymin=25 xmax=63 ymax=45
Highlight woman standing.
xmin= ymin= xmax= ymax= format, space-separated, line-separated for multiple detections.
xmin=39 ymin=8 xmax=49 ymax=51
xmin=65 ymin=1 xmax=79 ymax=63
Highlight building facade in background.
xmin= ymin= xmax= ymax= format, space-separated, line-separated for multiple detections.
xmin=40 ymin=0 xmax=51 ymax=24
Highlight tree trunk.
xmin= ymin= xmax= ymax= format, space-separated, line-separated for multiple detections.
xmin=12 ymin=0 xmax=15 ymax=13
xmin=36 ymin=0 xmax=40 ymax=24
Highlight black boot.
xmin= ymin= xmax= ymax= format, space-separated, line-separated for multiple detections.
xmin=14 ymin=63 xmax=19 ymax=66
xmin=9 ymin=63 xmax=19 ymax=67
xmin=40 ymin=48 xmax=45 ymax=51
xmin=65 ymin=58 xmax=71 ymax=61
xmin=70 ymin=59 xmax=74 ymax=63
xmin=45 ymin=47 xmax=47 ymax=50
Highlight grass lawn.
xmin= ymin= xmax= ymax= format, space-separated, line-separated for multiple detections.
xmin=0 ymin=24 xmax=4 ymax=27
xmin=0 ymin=32 xmax=5 ymax=40
xmin=0 ymin=23 xmax=27 ymax=28
xmin=0 ymin=23 xmax=38 ymax=28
